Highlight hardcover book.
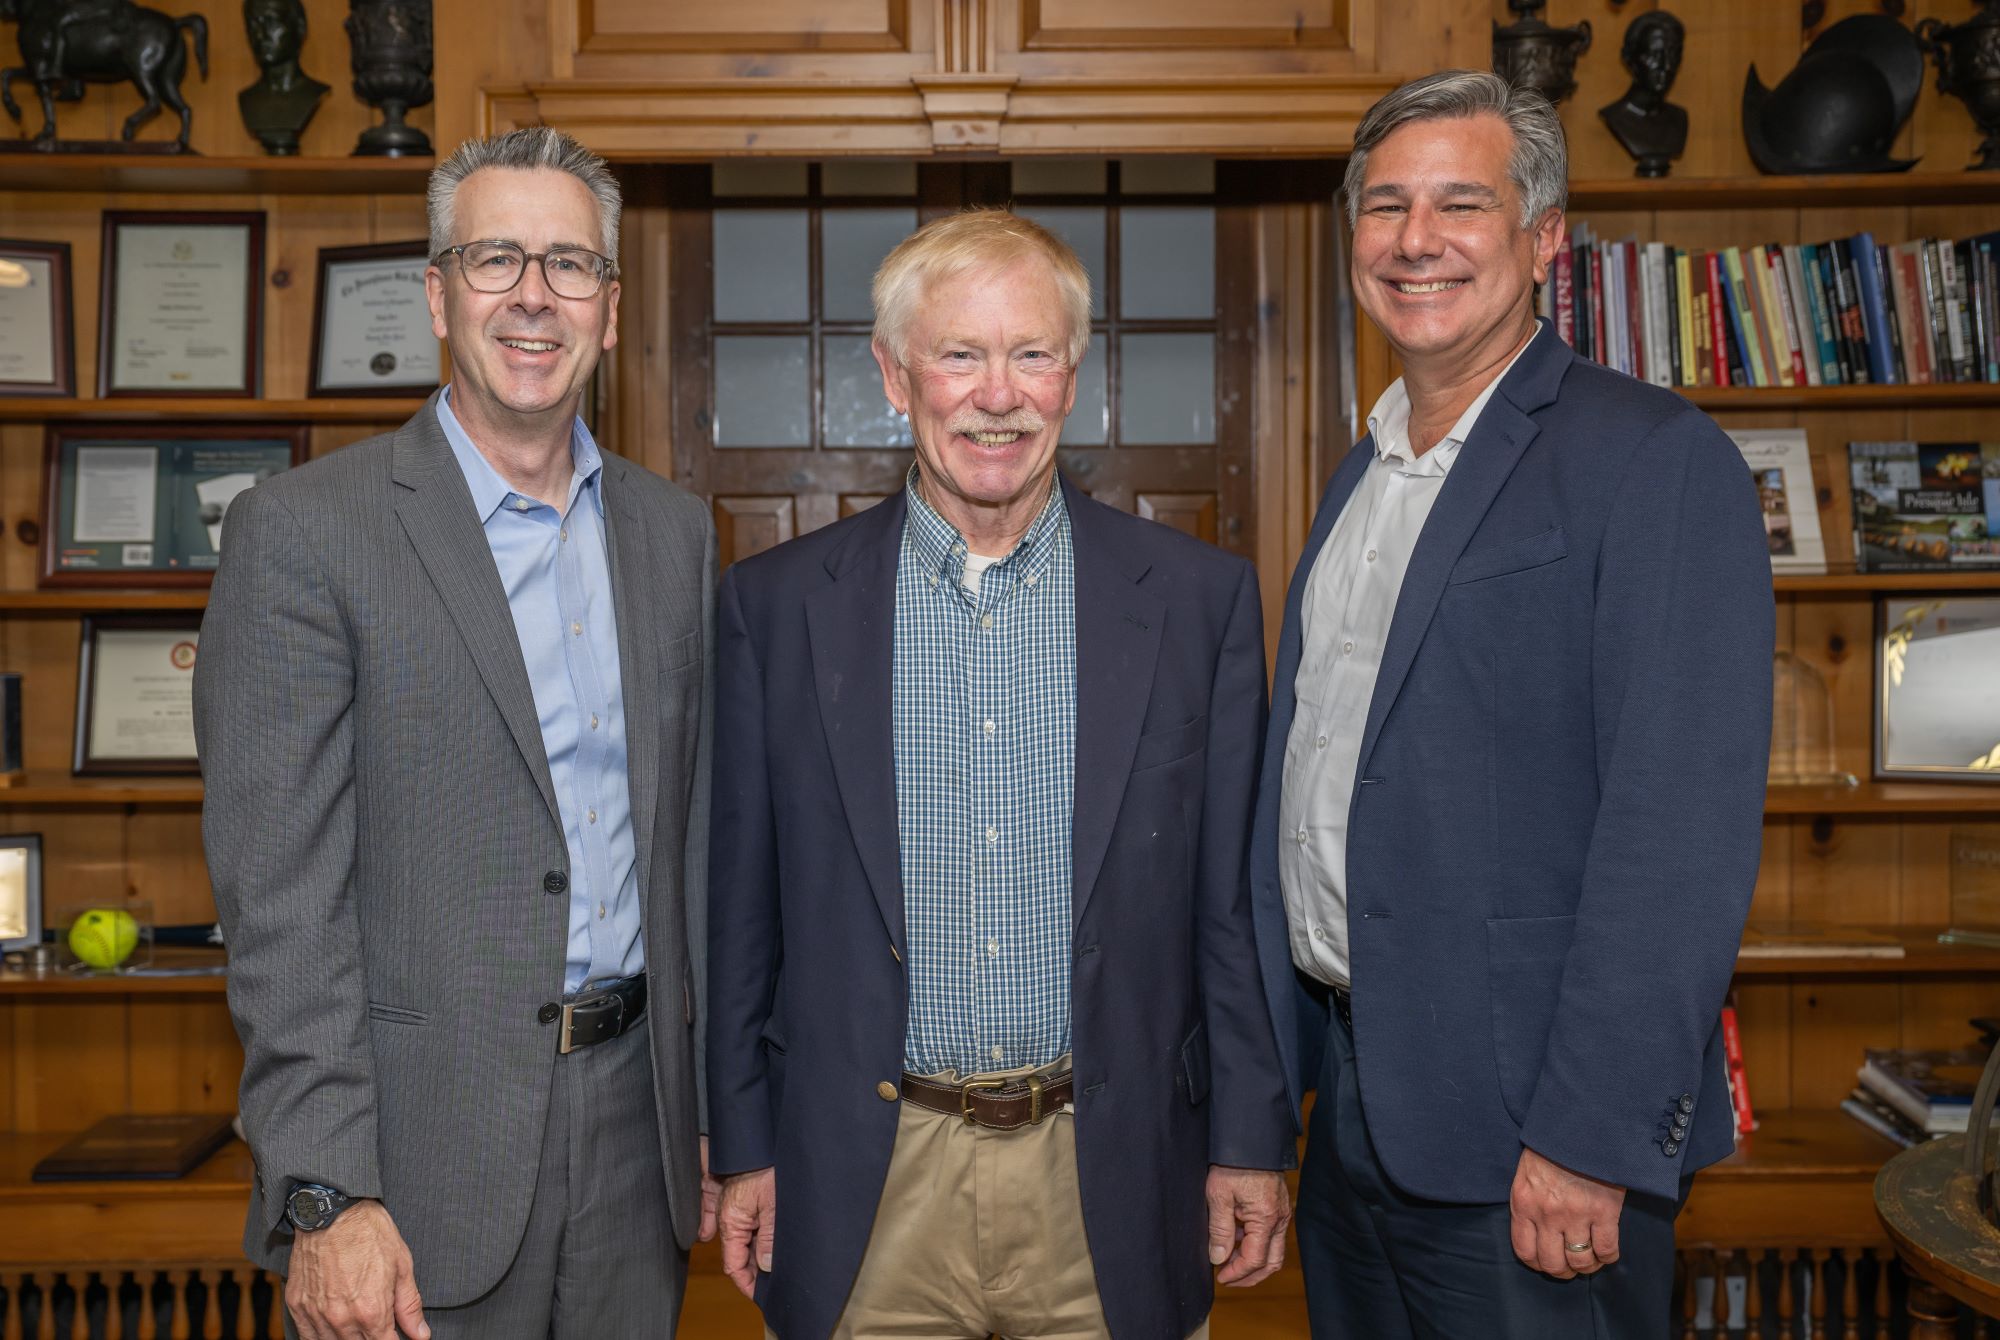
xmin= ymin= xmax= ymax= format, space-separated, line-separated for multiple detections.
xmin=31 ymin=1112 xmax=237 ymax=1181
xmin=1848 ymin=441 xmax=2000 ymax=571
xmin=1730 ymin=429 xmax=1826 ymax=574
xmin=1858 ymin=1047 xmax=1995 ymax=1134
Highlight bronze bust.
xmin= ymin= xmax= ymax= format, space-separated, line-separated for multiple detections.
xmin=1600 ymin=11 xmax=1688 ymax=178
xmin=237 ymin=0 xmax=328 ymax=155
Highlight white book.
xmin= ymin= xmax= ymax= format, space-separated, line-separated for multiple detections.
xmin=1647 ymin=241 xmax=1674 ymax=387
xmin=1728 ymin=428 xmax=1826 ymax=575
xmin=1780 ymin=246 xmax=1823 ymax=387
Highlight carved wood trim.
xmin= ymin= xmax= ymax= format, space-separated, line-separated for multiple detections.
xmin=480 ymin=73 xmax=1401 ymax=157
xmin=572 ymin=0 xmax=913 ymax=55
xmin=1018 ymin=0 xmax=1352 ymax=51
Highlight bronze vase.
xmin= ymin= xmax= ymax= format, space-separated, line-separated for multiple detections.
xmin=1917 ymin=0 xmax=2000 ymax=171
xmin=1492 ymin=0 xmax=1593 ymax=108
xmin=345 ymin=0 xmax=433 ymax=157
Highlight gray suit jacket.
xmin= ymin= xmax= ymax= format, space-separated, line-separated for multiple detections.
xmin=195 ymin=394 xmax=715 ymax=1305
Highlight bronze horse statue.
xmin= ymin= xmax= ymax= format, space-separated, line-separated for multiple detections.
xmin=1 ymin=0 xmax=207 ymax=150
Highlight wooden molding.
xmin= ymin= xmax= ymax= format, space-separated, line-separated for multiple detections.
xmin=480 ymin=72 xmax=1402 ymax=157
xmin=1019 ymin=0 xmax=1351 ymax=51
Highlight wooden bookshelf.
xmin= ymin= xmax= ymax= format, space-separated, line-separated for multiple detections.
xmin=1773 ymin=571 xmax=2000 ymax=594
xmin=1734 ymin=926 xmax=2000 ymax=977
xmin=0 ymin=153 xmax=435 ymax=196
xmin=1763 ymin=783 xmax=2000 ymax=816
xmin=0 ymin=1130 xmax=251 ymax=1266
xmin=0 ymin=398 xmax=428 ymax=423
xmin=0 ymin=773 xmax=203 ymax=806
xmin=0 ymin=948 xmax=227 ymax=996
xmin=1679 ymin=384 xmax=2000 ymax=411
xmin=0 ymin=590 xmax=210 ymax=612
xmin=1678 ymin=1110 xmax=1896 ymax=1250
xmin=1568 ymin=173 xmax=2000 ymax=212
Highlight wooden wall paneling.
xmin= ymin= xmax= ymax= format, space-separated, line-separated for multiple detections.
xmin=1371 ymin=0 xmax=1487 ymax=75
xmin=126 ymin=1000 xmax=242 ymax=1118
xmin=635 ymin=185 xmax=682 ymax=488
xmin=10 ymin=997 xmax=129 ymax=1133
xmin=1019 ymin=0 xmax=1351 ymax=51
xmin=266 ymin=196 xmax=373 ymax=401
xmin=1736 ymin=977 xmax=1793 ymax=1111
xmin=0 ymin=427 xmax=46 ymax=594
xmin=1133 ymin=493 xmax=1218 ymax=543
xmin=124 ymin=812 xmax=212 ymax=928
xmin=1248 ymin=202 xmax=1320 ymax=664
xmin=712 ymin=497 xmax=799 ymax=566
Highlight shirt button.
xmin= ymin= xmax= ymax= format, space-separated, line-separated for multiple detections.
xmin=597 ymin=902 xmax=606 ymax=920
xmin=877 ymin=1080 xmax=899 ymax=1102
xmin=1025 ymin=573 xmax=1039 ymax=587
xmin=587 ymin=808 xmax=597 ymax=825
xmin=930 ymin=575 xmax=939 ymax=588
xmin=1312 ymin=925 xmax=1327 ymax=942
xmin=985 ymin=826 xmax=998 ymax=844
xmin=1366 ymin=548 xmax=1378 ymax=562
xmin=513 ymin=498 xmax=530 ymax=512
xmin=983 ymin=719 xmax=996 ymax=736
xmin=987 ymin=938 xmax=1000 ymax=956
xmin=980 ymin=614 xmax=993 ymax=630
xmin=590 ymin=714 xmax=599 ymax=731
xmin=571 ymin=621 xmax=583 ymax=637
xmin=1295 ymin=829 xmax=1308 ymax=845
xmin=1342 ymin=640 xmax=1354 ymax=655
xmin=1316 ymin=735 xmax=1328 ymax=749
xmin=991 ymin=1045 xmax=1004 ymax=1062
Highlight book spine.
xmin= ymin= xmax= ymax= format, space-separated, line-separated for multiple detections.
xmin=1840 ymin=1096 xmax=1918 ymax=1148
xmin=1801 ymin=244 xmax=1842 ymax=385
xmin=1694 ymin=275 xmax=1716 ymax=387
xmin=1661 ymin=245 xmax=1682 ymax=388
xmin=1889 ymin=244 xmax=1925 ymax=384
xmin=1826 ymin=242 xmax=1865 ymax=383
xmin=1590 ymin=241 xmax=1607 ymax=367
xmin=1946 ymin=239 xmax=1976 ymax=381
xmin=1573 ymin=226 xmax=1594 ymax=362
xmin=1963 ymin=239 xmax=1989 ymax=382
xmin=1711 ymin=253 xmax=1745 ymax=386
xmin=1720 ymin=1003 xmax=1755 ymax=1135
xmin=1982 ymin=240 xmax=2000 ymax=380
xmin=1850 ymin=234 xmax=1896 ymax=385
xmin=1754 ymin=244 xmax=1798 ymax=387
xmin=1554 ymin=243 xmax=1575 ymax=348
xmin=1720 ymin=250 xmax=1762 ymax=386
xmin=1777 ymin=244 xmax=1818 ymax=386
xmin=1676 ymin=249 xmax=1697 ymax=386
xmin=1921 ymin=239 xmax=1951 ymax=382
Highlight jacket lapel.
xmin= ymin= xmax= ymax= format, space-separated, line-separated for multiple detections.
xmin=1068 ymin=481 xmax=1166 ymax=930
xmin=1355 ymin=328 xmax=1569 ymax=772
xmin=805 ymin=496 xmax=909 ymax=952
xmin=392 ymin=397 xmax=563 ymax=831
xmin=604 ymin=461 xmax=661 ymax=896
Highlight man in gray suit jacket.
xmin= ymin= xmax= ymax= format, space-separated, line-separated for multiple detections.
xmin=196 ymin=127 xmax=717 ymax=1340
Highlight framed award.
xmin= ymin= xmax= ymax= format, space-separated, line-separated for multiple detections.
xmin=309 ymin=241 xmax=441 ymax=397
xmin=0 ymin=834 xmax=42 ymax=955
xmin=40 ymin=422 xmax=307 ymax=588
xmin=1875 ymin=595 xmax=2000 ymax=782
xmin=74 ymin=614 xmax=202 ymax=775
xmin=97 ymin=211 xmax=265 ymax=398
xmin=0 ymin=239 xmax=75 ymax=398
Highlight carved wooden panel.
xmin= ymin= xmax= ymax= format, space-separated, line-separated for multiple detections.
xmin=1022 ymin=0 xmax=1350 ymax=49
xmin=841 ymin=494 xmax=892 ymax=517
xmin=714 ymin=496 xmax=799 ymax=566
xmin=577 ymin=0 xmax=910 ymax=53
xmin=1136 ymin=492 xmax=1219 ymax=545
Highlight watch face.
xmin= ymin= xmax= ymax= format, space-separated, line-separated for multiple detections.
xmin=289 ymin=1187 xmax=332 ymax=1229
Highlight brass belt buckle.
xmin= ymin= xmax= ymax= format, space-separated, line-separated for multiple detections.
xmin=960 ymin=1076 xmax=1007 ymax=1125
xmin=1026 ymin=1073 xmax=1045 ymax=1126
xmin=559 ymin=1000 xmax=580 ymax=1055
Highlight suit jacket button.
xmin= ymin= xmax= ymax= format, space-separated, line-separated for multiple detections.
xmin=1679 ymin=1093 xmax=1694 ymax=1113
xmin=1662 ymin=1140 xmax=1680 ymax=1156
xmin=876 ymin=1081 xmax=899 ymax=1102
xmin=538 ymin=1003 xmax=560 ymax=1025
xmin=544 ymin=870 xmax=569 ymax=895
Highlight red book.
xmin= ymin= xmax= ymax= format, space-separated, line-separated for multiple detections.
xmin=1720 ymin=1002 xmax=1756 ymax=1135
xmin=1589 ymin=243 xmax=1607 ymax=366
xmin=1704 ymin=251 xmax=1730 ymax=386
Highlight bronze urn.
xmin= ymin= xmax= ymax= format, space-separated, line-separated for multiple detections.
xmin=1917 ymin=0 xmax=2000 ymax=170
xmin=344 ymin=0 xmax=432 ymax=156
xmin=1493 ymin=0 xmax=1593 ymax=107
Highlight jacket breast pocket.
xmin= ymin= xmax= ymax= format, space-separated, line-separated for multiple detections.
xmin=1486 ymin=914 xmax=1575 ymax=1125
xmin=366 ymin=1001 xmax=429 ymax=1026
xmin=1132 ymin=714 xmax=1206 ymax=772
xmin=1448 ymin=526 xmax=1567 ymax=587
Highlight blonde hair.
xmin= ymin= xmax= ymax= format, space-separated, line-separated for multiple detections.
xmin=871 ymin=208 xmax=1093 ymax=367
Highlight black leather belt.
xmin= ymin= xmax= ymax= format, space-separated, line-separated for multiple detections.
xmin=1331 ymin=985 xmax=1353 ymax=1031
xmin=559 ymin=975 xmax=646 ymax=1055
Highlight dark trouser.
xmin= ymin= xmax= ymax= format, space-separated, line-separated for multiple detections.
xmin=1296 ymin=995 xmax=1690 ymax=1340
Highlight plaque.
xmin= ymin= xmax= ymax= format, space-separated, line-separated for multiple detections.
xmin=1949 ymin=826 xmax=2000 ymax=928
xmin=97 ymin=211 xmax=265 ymax=398
xmin=0 ymin=240 xmax=75 ymax=398
xmin=308 ymin=241 xmax=439 ymax=396
xmin=1875 ymin=595 xmax=2000 ymax=782
xmin=74 ymin=615 xmax=202 ymax=775
xmin=0 ymin=835 xmax=41 ymax=955
xmin=40 ymin=423 xmax=307 ymax=588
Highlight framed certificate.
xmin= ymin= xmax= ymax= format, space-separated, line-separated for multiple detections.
xmin=74 ymin=615 xmax=201 ymax=775
xmin=0 ymin=835 xmax=42 ymax=954
xmin=0 ymin=239 xmax=75 ymax=398
xmin=40 ymin=422 xmax=307 ymax=588
xmin=309 ymin=241 xmax=441 ymax=397
xmin=1875 ymin=595 xmax=2000 ymax=782
xmin=97 ymin=211 xmax=264 ymax=398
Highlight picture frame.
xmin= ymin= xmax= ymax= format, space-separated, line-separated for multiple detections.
xmin=97 ymin=210 xmax=265 ymax=399
xmin=0 ymin=834 xmax=42 ymax=955
xmin=39 ymin=421 xmax=307 ymax=588
xmin=1874 ymin=595 xmax=2000 ymax=783
xmin=74 ymin=614 xmax=202 ymax=776
xmin=0 ymin=239 xmax=75 ymax=398
xmin=308 ymin=240 xmax=441 ymax=397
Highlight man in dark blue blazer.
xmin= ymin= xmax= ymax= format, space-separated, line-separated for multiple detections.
xmin=1249 ymin=72 xmax=1774 ymax=1337
xmin=709 ymin=210 xmax=1296 ymax=1340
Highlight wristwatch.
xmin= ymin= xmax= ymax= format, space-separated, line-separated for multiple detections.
xmin=286 ymin=1182 xmax=355 ymax=1232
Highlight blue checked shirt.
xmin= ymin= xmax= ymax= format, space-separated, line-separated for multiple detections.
xmin=893 ymin=470 xmax=1077 ymax=1077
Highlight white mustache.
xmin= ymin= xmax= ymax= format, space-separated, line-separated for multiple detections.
xmin=949 ymin=411 xmax=1045 ymax=436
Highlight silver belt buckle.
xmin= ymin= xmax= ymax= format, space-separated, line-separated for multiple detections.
xmin=558 ymin=989 xmax=627 ymax=1055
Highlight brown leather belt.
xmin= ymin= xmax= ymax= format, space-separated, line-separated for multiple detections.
xmin=900 ymin=1070 xmax=1075 ymax=1130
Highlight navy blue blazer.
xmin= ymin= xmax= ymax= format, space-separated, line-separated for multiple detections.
xmin=1248 ymin=324 xmax=1774 ymax=1205
xmin=709 ymin=477 xmax=1296 ymax=1340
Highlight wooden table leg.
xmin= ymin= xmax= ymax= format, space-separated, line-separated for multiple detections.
xmin=1907 ymin=1277 xmax=1962 ymax=1340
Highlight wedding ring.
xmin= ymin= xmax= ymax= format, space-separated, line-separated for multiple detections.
xmin=1564 ymin=1241 xmax=1593 ymax=1253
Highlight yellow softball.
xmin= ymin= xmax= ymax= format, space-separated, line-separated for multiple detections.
xmin=67 ymin=908 xmax=140 ymax=970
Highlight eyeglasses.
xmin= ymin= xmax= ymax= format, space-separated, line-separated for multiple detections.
xmin=434 ymin=241 xmax=617 ymax=299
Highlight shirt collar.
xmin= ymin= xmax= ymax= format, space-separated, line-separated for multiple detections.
xmin=436 ymin=384 xmax=605 ymax=522
xmin=902 ymin=465 xmax=1067 ymax=588
xmin=1362 ymin=324 xmax=1541 ymax=479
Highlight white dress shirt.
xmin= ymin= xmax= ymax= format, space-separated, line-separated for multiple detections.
xmin=1280 ymin=329 xmax=1539 ymax=987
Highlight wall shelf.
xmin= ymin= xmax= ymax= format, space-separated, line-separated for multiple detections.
xmin=1764 ymin=783 xmax=2000 ymax=817
xmin=1680 ymin=384 xmax=2000 ymax=411
xmin=1734 ymin=926 xmax=2000 ymax=977
xmin=1774 ymin=571 xmax=2000 ymax=594
xmin=0 ymin=153 xmax=434 ymax=196
xmin=1568 ymin=173 xmax=2000 ymax=212
xmin=0 ymin=590 xmax=209 ymax=612
xmin=0 ymin=398 xmax=427 ymax=423
xmin=0 ymin=773 xmax=202 ymax=806
xmin=0 ymin=949 xmax=226 ymax=996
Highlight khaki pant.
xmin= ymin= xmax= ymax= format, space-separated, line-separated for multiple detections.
xmin=770 ymin=1058 xmax=1210 ymax=1340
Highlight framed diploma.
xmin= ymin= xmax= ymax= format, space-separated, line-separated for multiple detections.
xmin=74 ymin=615 xmax=202 ymax=775
xmin=97 ymin=211 xmax=264 ymax=398
xmin=0 ymin=239 xmax=75 ymax=398
xmin=1875 ymin=595 xmax=2000 ymax=782
xmin=40 ymin=422 xmax=307 ymax=588
xmin=309 ymin=241 xmax=441 ymax=397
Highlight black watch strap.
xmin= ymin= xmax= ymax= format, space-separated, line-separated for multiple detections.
xmin=286 ymin=1182 xmax=356 ymax=1232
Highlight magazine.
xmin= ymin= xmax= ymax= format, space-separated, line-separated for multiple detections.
xmin=1848 ymin=441 xmax=2000 ymax=571
xmin=1730 ymin=429 xmax=1825 ymax=574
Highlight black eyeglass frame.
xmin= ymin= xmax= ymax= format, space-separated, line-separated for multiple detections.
xmin=431 ymin=240 xmax=620 ymax=297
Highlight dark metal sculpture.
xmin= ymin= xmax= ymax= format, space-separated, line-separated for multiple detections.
xmin=0 ymin=0 xmax=208 ymax=152
xmin=1742 ymin=14 xmax=1924 ymax=174
xmin=239 ymin=0 xmax=326 ymax=155
xmin=1599 ymin=10 xmax=1688 ymax=178
xmin=344 ymin=0 xmax=429 ymax=157
xmin=1917 ymin=0 xmax=2000 ymax=171
xmin=1493 ymin=0 xmax=1593 ymax=108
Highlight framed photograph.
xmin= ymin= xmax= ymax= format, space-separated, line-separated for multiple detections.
xmin=0 ymin=239 xmax=75 ymax=398
xmin=40 ymin=422 xmax=307 ymax=588
xmin=74 ymin=614 xmax=201 ymax=776
xmin=309 ymin=241 xmax=441 ymax=397
xmin=97 ymin=211 xmax=265 ymax=398
xmin=1875 ymin=595 xmax=2000 ymax=782
xmin=0 ymin=834 xmax=41 ymax=954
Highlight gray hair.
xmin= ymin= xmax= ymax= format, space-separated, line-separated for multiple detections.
xmin=1343 ymin=70 xmax=1568 ymax=231
xmin=427 ymin=127 xmax=623 ymax=264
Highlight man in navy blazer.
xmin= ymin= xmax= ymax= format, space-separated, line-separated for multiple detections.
xmin=709 ymin=210 xmax=1296 ymax=1340
xmin=1250 ymin=72 xmax=1774 ymax=1336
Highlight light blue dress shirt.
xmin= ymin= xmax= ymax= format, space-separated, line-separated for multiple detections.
xmin=436 ymin=388 xmax=641 ymax=994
